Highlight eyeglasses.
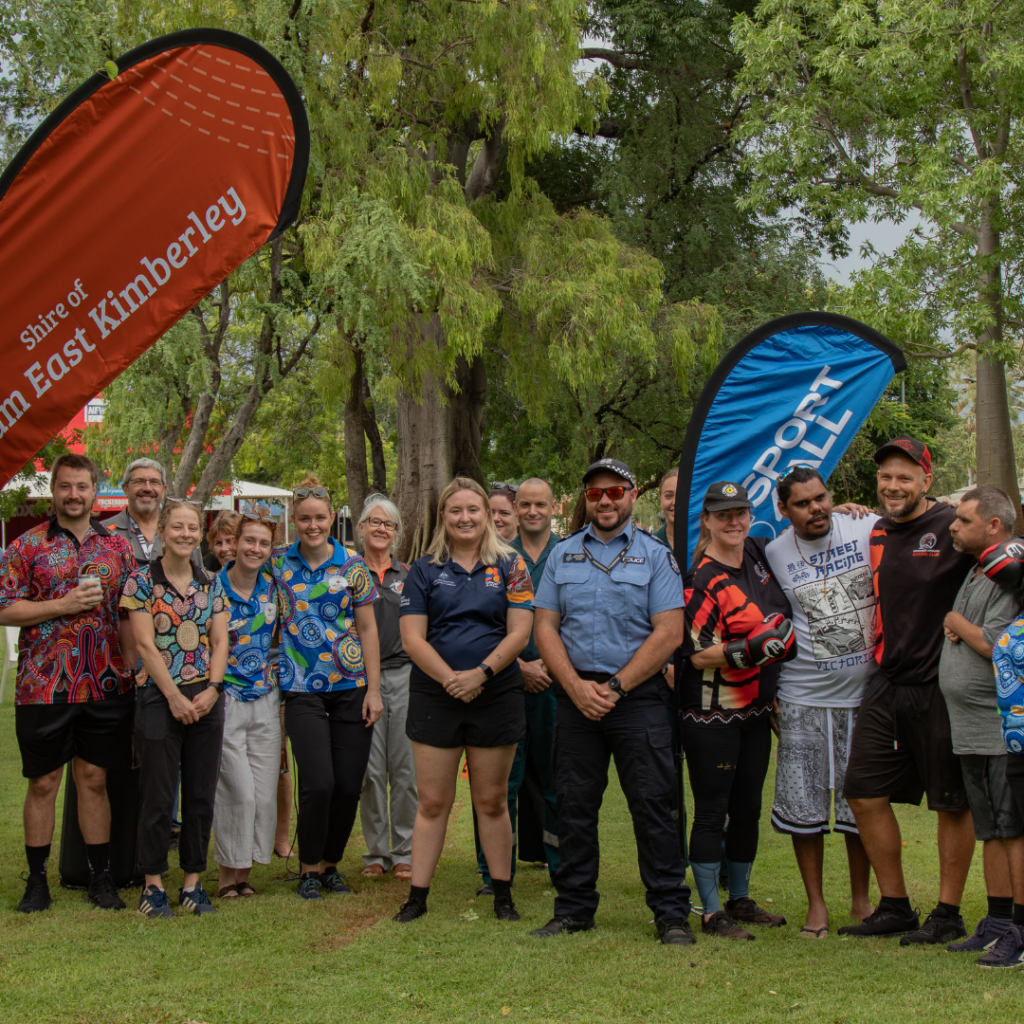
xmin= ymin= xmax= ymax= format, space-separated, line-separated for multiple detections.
xmin=127 ymin=477 xmax=164 ymax=488
xmin=365 ymin=516 xmax=398 ymax=533
xmin=165 ymin=497 xmax=202 ymax=507
xmin=242 ymin=505 xmax=278 ymax=525
xmin=492 ymin=482 xmax=518 ymax=494
xmin=585 ymin=486 xmax=627 ymax=502
xmin=778 ymin=463 xmax=816 ymax=481
xmin=293 ymin=486 xmax=330 ymax=500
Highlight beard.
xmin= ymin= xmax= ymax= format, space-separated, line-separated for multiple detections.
xmin=885 ymin=490 xmax=924 ymax=520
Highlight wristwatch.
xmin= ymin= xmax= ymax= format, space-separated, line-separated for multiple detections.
xmin=607 ymin=675 xmax=627 ymax=699
xmin=212 ymin=680 xmax=225 ymax=694
xmin=478 ymin=663 xmax=495 ymax=680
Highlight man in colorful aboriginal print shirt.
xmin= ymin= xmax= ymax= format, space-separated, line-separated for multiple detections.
xmin=0 ymin=454 xmax=137 ymax=914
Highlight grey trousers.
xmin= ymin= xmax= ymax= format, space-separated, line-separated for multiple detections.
xmin=213 ymin=688 xmax=281 ymax=868
xmin=360 ymin=662 xmax=417 ymax=867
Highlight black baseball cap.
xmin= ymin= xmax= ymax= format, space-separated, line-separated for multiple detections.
xmin=873 ymin=434 xmax=932 ymax=474
xmin=582 ymin=458 xmax=637 ymax=488
xmin=702 ymin=481 xmax=752 ymax=513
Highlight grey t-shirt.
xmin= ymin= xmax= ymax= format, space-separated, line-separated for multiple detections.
xmin=938 ymin=568 xmax=1020 ymax=755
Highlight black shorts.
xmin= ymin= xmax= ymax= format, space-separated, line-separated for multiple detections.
xmin=844 ymin=672 xmax=967 ymax=812
xmin=15 ymin=689 xmax=136 ymax=779
xmin=406 ymin=673 xmax=525 ymax=749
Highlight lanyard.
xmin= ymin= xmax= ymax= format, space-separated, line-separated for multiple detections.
xmin=128 ymin=513 xmax=154 ymax=561
xmin=581 ymin=524 xmax=635 ymax=576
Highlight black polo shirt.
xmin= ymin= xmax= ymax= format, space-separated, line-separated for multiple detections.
xmin=369 ymin=557 xmax=411 ymax=669
xmin=400 ymin=553 xmax=533 ymax=693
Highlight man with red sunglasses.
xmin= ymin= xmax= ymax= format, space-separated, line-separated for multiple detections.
xmin=531 ymin=458 xmax=692 ymax=945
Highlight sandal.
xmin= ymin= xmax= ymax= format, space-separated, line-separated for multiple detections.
xmin=216 ymin=884 xmax=240 ymax=899
xmin=236 ymin=881 xmax=260 ymax=897
xmin=799 ymin=926 xmax=829 ymax=939
xmin=361 ymin=864 xmax=385 ymax=878
xmin=393 ymin=863 xmax=412 ymax=881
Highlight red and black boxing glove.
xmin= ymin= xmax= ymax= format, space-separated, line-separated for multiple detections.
xmin=980 ymin=539 xmax=1024 ymax=591
xmin=723 ymin=613 xmax=797 ymax=670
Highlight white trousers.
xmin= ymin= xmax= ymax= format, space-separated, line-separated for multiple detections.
xmin=360 ymin=662 xmax=417 ymax=867
xmin=214 ymin=688 xmax=281 ymax=868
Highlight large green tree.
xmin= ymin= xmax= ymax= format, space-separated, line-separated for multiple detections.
xmin=734 ymin=0 xmax=1024 ymax=510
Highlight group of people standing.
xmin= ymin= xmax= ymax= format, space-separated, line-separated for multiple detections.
xmin=8 ymin=436 xmax=1024 ymax=960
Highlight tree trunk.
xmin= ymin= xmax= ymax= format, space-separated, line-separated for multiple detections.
xmin=973 ymin=209 xmax=1022 ymax=530
xmin=391 ymin=319 xmax=488 ymax=560
xmin=361 ymin=374 xmax=388 ymax=495
xmin=343 ymin=337 xmax=370 ymax=523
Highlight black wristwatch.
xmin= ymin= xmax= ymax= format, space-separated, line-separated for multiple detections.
xmin=608 ymin=675 xmax=627 ymax=699
xmin=212 ymin=680 xmax=225 ymax=694
xmin=478 ymin=663 xmax=495 ymax=680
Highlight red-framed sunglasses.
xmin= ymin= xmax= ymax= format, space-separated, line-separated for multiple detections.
xmin=585 ymin=485 xmax=628 ymax=502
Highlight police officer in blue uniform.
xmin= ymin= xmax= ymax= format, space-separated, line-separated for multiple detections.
xmin=531 ymin=458 xmax=694 ymax=945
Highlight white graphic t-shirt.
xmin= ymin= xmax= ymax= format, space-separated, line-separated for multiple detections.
xmin=765 ymin=513 xmax=879 ymax=707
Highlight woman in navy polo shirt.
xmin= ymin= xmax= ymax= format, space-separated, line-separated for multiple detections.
xmin=272 ymin=477 xmax=383 ymax=900
xmin=395 ymin=476 xmax=534 ymax=924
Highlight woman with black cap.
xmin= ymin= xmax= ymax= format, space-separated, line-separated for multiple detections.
xmin=680 ymin=480 xmax=795 ymax=940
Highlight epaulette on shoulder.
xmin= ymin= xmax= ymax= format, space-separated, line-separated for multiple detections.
xmin=567 ymin=525 xmax=588 ymax=538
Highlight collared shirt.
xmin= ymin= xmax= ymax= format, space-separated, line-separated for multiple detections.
xmin=0 ymin=517 xmax=136 ymax=705
xmin=510 ymin=532 xmax=560 ymax=662
xmin=400 ymin=552 xmax=534 ymax=689
xmin=533 ymin=522 xmax=683 ymax=675
xmin=368 ymin=556 xmax=411 ymax=669
xmin=220 ymin=563 xmax=279 ymax=702
xmin=104 ymin=507 xmax=204 ymax=569
xmin=994 ymin=619 xmax=1024 ymax=754
xmin=939 ymin=568 xmax=1019 ymax=755
xmin=271 ymin=538 xmax=377 ymax=693
xmin=120 ymin=559 xmax=226 ymax=686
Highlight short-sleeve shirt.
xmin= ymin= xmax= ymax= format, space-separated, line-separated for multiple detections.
xmin=993 ymin=618 xmax=1024 ymax=754
xmin=220 ymin=564 xmax=279 ymax=702
xmin=510 ymin=532 xmax=560 ymax=662
xmin=534 ymin=523 xmax=683 ymax=674
xmin=119 ymin=559 xmax=226 ymax=686
xmin=368 ymin=557 xmax=411 ymax=670
xmin=870 ymin=501 xmax=975 ymax=686
xmin=680 ymin=536 xmax=791 ymax=726
xmin=765 ymin=514 xmax=879 ymax=708
xmin=939 ymin=568 xmax=1020 ymax=755
xmin=271 ymin=538 xmax=377 ymax=693
xmin=0 ymin=517 xmax=136 ymax=705
xmin=400 ymin=552 xmax=534 ymax=692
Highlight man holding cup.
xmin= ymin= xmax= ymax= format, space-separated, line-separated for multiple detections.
xmin=0 ymin=454 xmax=138 ymax=913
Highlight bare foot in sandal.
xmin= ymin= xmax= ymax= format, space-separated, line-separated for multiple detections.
xmin=393 ymin=863 xmax=412 ymax=881
xmin=217 ymin=883 xmax=240 ymax=899
xmin=361 ymin=863 xmax=385 ymax=878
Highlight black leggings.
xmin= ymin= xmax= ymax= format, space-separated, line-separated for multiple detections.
xmin=681 ymin=714 xmax=772 ymax=864
xmin=284 ymin=689 xmax=374 ymax=866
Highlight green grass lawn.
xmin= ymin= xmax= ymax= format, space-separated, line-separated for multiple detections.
xmin=0 ymin=674 xmax=1021 ymax=1023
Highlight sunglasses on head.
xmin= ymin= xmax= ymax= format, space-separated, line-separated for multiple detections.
xmin=585 ymin=485 xmax=627 ymax=502
xmin=165 ymin=497 xmax=202 ymax=507
xmin=492 ymin=481 xmax=518 ymax=494
xmin=242 ymin=505 xmax=278 ymax=525
xmin=777 ymin=463 xmax=817 ymax=482
xmin=293 ymin=486 xmax=330 ymax=500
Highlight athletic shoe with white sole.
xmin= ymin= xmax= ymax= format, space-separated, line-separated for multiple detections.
xmin=138 ymin=885 xmax=174 ymax=918
xmin=947 ymin=915 xmax=1009 ymax=953
xmin=977 ymin=924 xmax=1024 ymax=968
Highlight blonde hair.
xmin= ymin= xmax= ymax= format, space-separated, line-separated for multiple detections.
xmin=660 ymin=466 xmax=679 ymax=493
xmin=292 ymin=475 xmax=333 ymax=516
xmin=236 ymin=515 xmax=280 ymax=546
xmin=426 ymin=477 xmax=515 ymax=567
xmin=158 ymin=500 xmax=203 ymax=531
xmin=691 ymin=520 xmax=711 ymax=569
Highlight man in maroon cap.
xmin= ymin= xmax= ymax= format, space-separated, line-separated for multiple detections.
xmin=839 ymin=435 xmax=977 ymax=944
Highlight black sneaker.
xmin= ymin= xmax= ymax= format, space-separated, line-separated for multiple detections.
xmin=476 ymin=883 xmax=494 ymax=896
xmin=178 ymin=884 xmax=217 ymax=916
xmin=85 ymin=870 xmax=125 ymax=911
xmin=837 ymin=904 xmax=919 ymax=937
xmin=138 ymin=885 xmax=174 ymax=918
xmin=297 ymin=876 xmax=323 ymax=901
xmin=529 ymin=916 xmax=596 ymax=937
xmin=948 ymin=915 xmax=1011 ymax=953
xmin=657 ymin=918 xmax=697 ymax=945
xmin=16 ymin=873 xmax=51 ymax=914
xmin=321 ymin=870 xmax=354 ymax=894
xmin=726 ymin=896 xmax=786 ymax=927
xmin=393 ymin=898 xmax=428 ymax=923
xmin=977 ymin=924 xmax=1024 ymax=968
xmin=701 ymin=910 xmax=754 ymax=940
xmin=494 ymin=894 xmax=520 ymax=922
xmin=900 ymin=907 xmax=966 ymax=946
